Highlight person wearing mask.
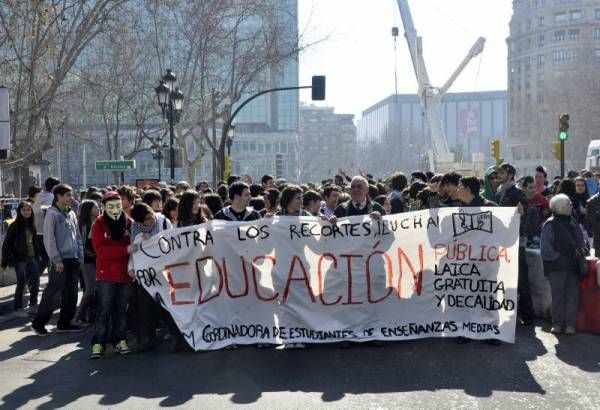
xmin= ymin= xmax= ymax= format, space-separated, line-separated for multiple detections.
xmin=481 ymin=167 xmax=499 ymax=202
xmin=333 ymin=176 xmax=385 ymax=219
xmin=31 ymin=184 xmax=84 ymax=335
xmin=76 ymin=200 xmax=100 ymax=326
xmin=90 ymin=192 xmax=136 ymax=358
xmin=214 ymin=182 xmax=261 ymax=222
xmin=1 ymin=201 xmax=41 ymax=316
xmin=128 ymin=202 xmax=173 ymax=352
xmin=32 ymin=177 xmax=60 ymax=274
xmin=541 ymin=194 xmax=588 ymax=335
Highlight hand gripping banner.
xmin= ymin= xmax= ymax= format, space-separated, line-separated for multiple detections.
xmin=131 ymin=207 xmax=520 ymax=350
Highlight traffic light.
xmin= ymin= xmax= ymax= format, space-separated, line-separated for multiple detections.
xmin=490 ymin=139 xmax=501 ymax=166
xmin=275 ymin=153 xmax=283 ymax=177
xmin=558 ymin=113 xmax=570 ymax=141
xmin=552 ymin=141 xmax=562 ymax=160
xmin=311 ymin=76 xmax=326 ymax=101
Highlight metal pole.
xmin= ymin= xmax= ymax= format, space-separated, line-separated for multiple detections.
xmin=212 ymin=89 xmax=217 ymax=187
xmin=169 ymin=99 xmax=175 ymax=185
xmin=560 ymin=140 xmax=565 ymax=178
xmin=82 ymin=143 xmax=87 ymax=190
xmin=158 ymin=151 xmax=162 ymax=182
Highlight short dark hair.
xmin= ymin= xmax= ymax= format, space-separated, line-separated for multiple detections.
xmin=441 ymin=172 xmax=462 ymax=187
xmin=411 ymin=171 xmax=427 ymax=183
xmin=409 ymin=181 xmax=427 ymax=200
xmin=227 ymin=175 xmax=240 ymax=186
xmin=261 ymin=174 xmax=274 ymax=185
xmin=228 ymin=182 xmax=249 ymax=201
xmin=117 ymin=185 xmax=136 ymax=203
xmin=323 ymin=185 xmax=341 ymax=199
xmin=249 ymin=197 xmax=265 ymax=211
xmin=522 ymin=175 xmax=534 ymax=188
xmin=28 ymin=185 xmax=42 ymax=198
xmin=142 ymin=190 xmax=162 ymax=206
xmin=203 ymin=193 xmax=224 ymax=216
xmin=499 ymin=163 xmax=517 ymax=179
xmin=44 ymin=177 xmax=60 ymax=192
xmin=279 ymin=185 xmax=303 ymax=210
xmin=131 ymin=202 xmax=153 ymax=223
xmin=249 ymin=183 xmax=264 ymax=197
xmin=302 ymin=190 xmax=321 ymax=208
xmin=368 ymin=184 xmax=379 ymax=200
xmin=53 ymin=184 xmax=72 ymax=201
xmin=535 ymin=166 xmax=547 ymax=178
xmin=430 ymin=174 xmax=443 ymax=184
xmin=390 ymin=172 xmax=408 ymax=192
xmin=459 ymin=176 xmax=481 ymax=196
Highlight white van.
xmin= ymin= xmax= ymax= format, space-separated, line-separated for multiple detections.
xmin=586 ymin=140 xmax=600 ymax=171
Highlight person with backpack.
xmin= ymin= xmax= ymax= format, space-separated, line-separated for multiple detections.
xmin=1 ymin=201 xmax=41 ymax=316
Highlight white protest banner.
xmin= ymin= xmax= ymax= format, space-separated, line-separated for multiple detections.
xmin=131 ymin=207 xmax=520 ymax=350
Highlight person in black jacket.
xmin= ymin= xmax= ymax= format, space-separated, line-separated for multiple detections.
xmin=457 ymin=177 xmax=497 ymax=207
xmin=388 ymin=172 xmax=407 ymax=214
xmin=333 ymin=176 xmax=386 ymax=219
xmin=1 ymin=201 xmax=41 ymax=315
xmin=496 ymin=163 xmax=534 ymax=325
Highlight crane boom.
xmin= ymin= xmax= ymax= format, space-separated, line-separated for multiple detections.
xmin=395 ymin=0 xmax=486 ymax=172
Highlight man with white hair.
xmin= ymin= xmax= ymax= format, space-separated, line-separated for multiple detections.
xmin=333 ymin=176 xmax=385 ymax=219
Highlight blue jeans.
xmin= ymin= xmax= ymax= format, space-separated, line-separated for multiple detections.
xmin=93 ymin=281 xmax=132 ymax=346
xmin=14 ymin=257 xmax=40 ymax=309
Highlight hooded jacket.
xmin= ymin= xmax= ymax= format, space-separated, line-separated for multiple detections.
xmin=43 ymin=205 xmax=84 ymax=264
xmin=33 ymin=191 xmax=54 ymax=236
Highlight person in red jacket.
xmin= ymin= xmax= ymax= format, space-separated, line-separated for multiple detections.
xmin=89 ymin=192 xmax=138 ymax=359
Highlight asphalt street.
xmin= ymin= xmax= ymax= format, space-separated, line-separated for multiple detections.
xmin=0 ymin=314 xmax=599 ymax=409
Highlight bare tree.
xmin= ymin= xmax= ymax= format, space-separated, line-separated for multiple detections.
xmin=0 ymin=0 xmax=129 ymax=173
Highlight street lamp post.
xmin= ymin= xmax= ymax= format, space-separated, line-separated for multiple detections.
xmin=151 ymin=137 xmax=167 ymax=181
xmin=155 ymin=69 xmax=184 ymax=185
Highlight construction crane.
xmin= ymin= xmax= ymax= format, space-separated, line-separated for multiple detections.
xmin=396 ymin=0 xmax=485 ymax=173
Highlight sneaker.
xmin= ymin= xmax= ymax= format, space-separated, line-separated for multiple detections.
xmin=90 ymin=344 xmax=104 ymax=359
xmin=31 ymin=322 xmax=49 ymax=336
xmin=56 ymin=324 xmax=84 ymax=333
xmin=115 ymin=340 xmax=131 ymax=355
xmin=564 ymin=326 xmax=576 ymax=335
xmin=550 ymin=325 xmax=562 ymax=334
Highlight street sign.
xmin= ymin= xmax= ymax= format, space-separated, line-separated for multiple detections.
xmin=95 ymin=160 xmax=136 ymax=171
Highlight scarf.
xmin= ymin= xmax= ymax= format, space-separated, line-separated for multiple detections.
xmin=104 ymin=211 xmax=127 ymax=240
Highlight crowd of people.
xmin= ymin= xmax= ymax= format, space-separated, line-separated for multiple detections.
xmin=0 ymin=163 xmax=597 ymax=358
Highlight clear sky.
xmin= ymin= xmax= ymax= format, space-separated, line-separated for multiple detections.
xmin=298 ymin=0 xmax=513 ymax=120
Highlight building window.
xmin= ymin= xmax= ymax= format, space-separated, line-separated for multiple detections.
xmin=594 ymin=28 xmax=600 ymax=40
xmin=570 ymin=10 xmax=582 ymax=20
xmin=537 ymin=93 xmax=544 ymax=104
xmin=538 ymin=16 xmax=545 ymax=27
xmin=554 ymin=30 xmax=566 ymax=42
xmin=595 ymin=48 xmax=600 ymax=59
xmin=526 ymin=19 xmax=532 ymax=31
xmin=568 ymin=28 xmax=580 ymax=40
xmin=553 ymin=49 xmax=567 ymax=64
xmin=537 ymin=54 xmax=545 ymax=66
xmin=538 ymin=34 xmax=545 ymax=47
xmin=555 ymin=12 xmax=568 ymax=23
xmin=596 ymin=9 xmax=600 ymax=19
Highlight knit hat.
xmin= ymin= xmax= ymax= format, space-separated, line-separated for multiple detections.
xmin=102 ymin=191 xmax=121 ymax=204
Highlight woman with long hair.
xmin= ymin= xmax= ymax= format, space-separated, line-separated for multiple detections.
xmin=76 ymin=199 xmax=100 ymax=325
xmin=1 ymin=201 xmax=41 ymax=315
xmin=177 ymin=190 xmax=205 ymax=227
xmin=276 ymin=185 xmax=311 ymax=216
xmin=162 ymin=197 xmax=179 ymax=226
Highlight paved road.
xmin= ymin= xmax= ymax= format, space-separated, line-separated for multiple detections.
xmin=0 ymin=315 xmax=599 ymax=409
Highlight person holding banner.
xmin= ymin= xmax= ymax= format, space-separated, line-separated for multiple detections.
xmin=90 ymin=192 xmax=136 ymax=359
xmin=333 ymin=176 xmax=385 ymax=220
xmin=214 ymin=182 xmax=261 ymax=222
xmin=276 ymin=185 xmax=312 ymax=217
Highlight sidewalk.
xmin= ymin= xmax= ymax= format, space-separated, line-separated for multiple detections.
xmin=0 ymin=273 xmax=48 ymax=323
